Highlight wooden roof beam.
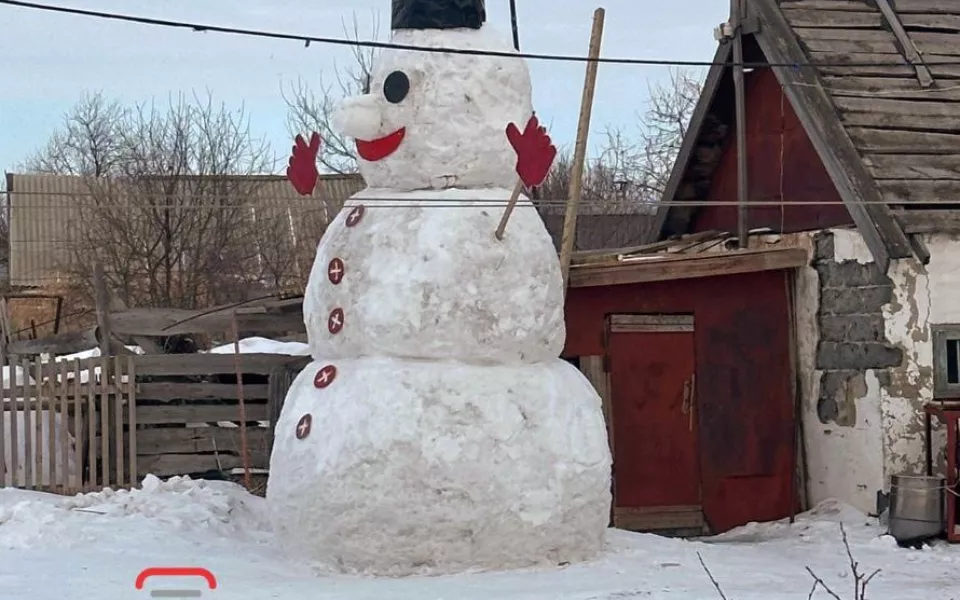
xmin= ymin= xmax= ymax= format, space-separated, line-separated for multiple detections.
xmin=568 ymin=247 xmax=808 ymax=288
xmin=874 ymin=0 xmax=935 ymax=88
xmin=752 ymin=0 xmax=914 ymax=273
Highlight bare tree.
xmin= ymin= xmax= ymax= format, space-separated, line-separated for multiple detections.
xmin=637 ymin=67 xmax=704 ymax=200
xmin=26 ymin=91 xmax=280 ymax=309
xmin=283 ymin=12 xmax=381 ymax=174
xmin=533 ymin=67 xmax=704 ymax=248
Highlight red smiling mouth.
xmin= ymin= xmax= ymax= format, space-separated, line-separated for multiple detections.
xmin=355 ymin=128 xmax=405 ymax=162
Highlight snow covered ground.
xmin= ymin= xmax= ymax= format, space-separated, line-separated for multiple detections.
xmin=0 ymin=477 xmax=956 ymax=599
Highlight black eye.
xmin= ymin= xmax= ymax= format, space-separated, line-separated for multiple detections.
xmin=383 ymin=71 xmax=410 ymax=104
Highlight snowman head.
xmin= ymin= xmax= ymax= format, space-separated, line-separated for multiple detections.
xmin=332 ymin=0 xmax=533 ymax=191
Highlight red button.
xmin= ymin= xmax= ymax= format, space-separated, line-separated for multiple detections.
xmin=313 ymin=365 xmax=337 ymax=389
xmin=328 ymin=258 xmax=344 ymax=284
xmin=296 ymin=414 xmax=312 ymax=439
xmin=346 ymin=205 xmax=365 ymax=227
xmin=328 ymin=308 xmax=344 ymax=334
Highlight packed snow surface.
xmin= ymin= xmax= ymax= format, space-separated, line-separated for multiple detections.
xmin=268 ymin=356 xmax=610 ymax=575
xmin=303 ymin=189 xmax=565 ymax=363
xmin=0 ymin=481 xmax=957 ymax=599
xmin=333 ymin=26 xmax=532 ymax=191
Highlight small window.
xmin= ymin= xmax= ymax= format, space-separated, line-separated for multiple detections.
xmin=933 ymin=325 xmax=960 ymax=397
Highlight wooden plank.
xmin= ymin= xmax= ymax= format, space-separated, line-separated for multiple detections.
xmin=653 ymin=43 xmax=732 ymax=238
xmin=136 ymin=426 xmax=270 ymax=455
xmin=835 ymin=96 xmax=960 ymax=130
xmin=780 ymin=0 xmax=882 ymax=10
xmin=45 ymin=361 xmax=54 ymax=488
xmin=32 ymin=359 xmax=41 ymax=489
xmin=58 ymin=360 xmax=68 ymax=490
xmin=134 ymin=404 xmax=270 ymax=425
xmin=864 ymin=153 xmax=960 ymax=179
xmin=754 ymin=0 xmax=913 ymax=268
xmin=136 ymin=382 xmax=271 ymax=402
xmin=822 ymin=76 xmax=960 ymax=100
xmin=781 ymin=7 xmax=883 ymax=28
xmin=136 ymin=451 xmax=271 ymax=478
xmin=848 ymin=127 xmax=960 ymax=153
xmin=609 ymin=314 xmax=695 ymax=333
xmin=72 ymin=359 xmax=83 ymax=491
xmin=127 ymin=355 xmax=137 ymax=488
xmin=87 ymin=357 xmax=97 ymax=490
xmin=733 ymin=0 xmax=749 ymax=247
xmin=799 ymin=35 xmax=899 ymax=55
xmin=881 ymin=0 xmax=960 ymax=14
xmin=100 ymin=355 xmax=109 ymax=487
xmin=896 ymin=210 xmax=960 ymax=232
xmin=9 ymin=361 xmax=20 ymax=487
xmin=800 ymin=29 xmax=960 ymax=57
xmin=109 ymin=308 xmax=305 ymax=337
xmin=568 ymin=248 xmax=809 ymax=288
xmin=816 ymin=58 xmax=960 ymax=79
xmin=812 ymin=50 xmax=960 ymax=66
xmin=879 ymin=179 xmax=960 ymax=204
xmin=836 ymin=95 xmax=960 ymax=117
xmin=0 ymin=376 xmax=6 ymax=486
xmin=796 ymin=27 xmax=949 ymax=42
xmin=114 ymin=356 xmax=124 ymax=488
xmin=93 ymin=262 xmax=113 ymax=359
xmin=613 ymin=505 xmax=705 ymax=531
xmin=783 ymin=7 xmax=960 ymax=29
xmin=134 ymin=354 xmax=296 ymax=377
xmin=875 ymin=0 xmax=935 ymax=87
xmin=6 ymin=327 xmax=99 ymax=358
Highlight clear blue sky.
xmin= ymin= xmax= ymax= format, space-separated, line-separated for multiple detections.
xmin=0 ymin=0 xmax=728 ymax=174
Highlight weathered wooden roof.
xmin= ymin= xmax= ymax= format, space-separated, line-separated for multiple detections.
xmin=654 ymin=0 xmax=960 ymax=269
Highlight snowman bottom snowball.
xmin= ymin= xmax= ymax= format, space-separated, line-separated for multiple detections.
xmin=266 ymin=356 xmax=612 ymax=576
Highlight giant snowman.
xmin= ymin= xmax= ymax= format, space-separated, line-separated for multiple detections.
xmin=268 ymin=0 xmax=612 ymax=576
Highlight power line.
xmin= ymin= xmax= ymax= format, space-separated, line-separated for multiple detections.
xmin=0 ymin=0 xmax=947 ymax=68
xmin=0 ymin=191 xmax=953 ymax=208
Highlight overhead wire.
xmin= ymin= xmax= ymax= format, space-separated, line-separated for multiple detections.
xmin=0 ymin=190 xmax=951 ymax=208
xmin=0 ymin=0 xmax=953 ymax=68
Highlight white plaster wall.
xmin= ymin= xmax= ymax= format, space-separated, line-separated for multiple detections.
xmin=801 ymin=229 xmax=939 ymax=513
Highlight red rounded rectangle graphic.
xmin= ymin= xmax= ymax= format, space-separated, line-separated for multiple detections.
xmin=135 ymin=567 xmax=217 ymax=598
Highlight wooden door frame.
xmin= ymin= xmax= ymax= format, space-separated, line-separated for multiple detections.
xmin=594 ymin=313 xmax=706 ymax=535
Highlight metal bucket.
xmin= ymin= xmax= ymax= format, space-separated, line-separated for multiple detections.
xmin=888 ymin=474 xmax=945 ymax=545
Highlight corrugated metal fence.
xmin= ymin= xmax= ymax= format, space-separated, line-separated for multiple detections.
xmin=5 ymin=173 xmax=365 ymax=288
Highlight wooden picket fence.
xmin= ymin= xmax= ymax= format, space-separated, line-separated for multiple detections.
xmin=0 ymin=355 xmax=136 ymax=493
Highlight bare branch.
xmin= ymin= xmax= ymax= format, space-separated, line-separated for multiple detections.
xmin=697 ymin=552 xmax=729 ymax=600
xmin=805 ymin=566 xmax=844 ymax=600
xmin=805 ymin=523 xmax=881 ymax=600
xmin=283 ymin=10 xmax=380 ymax=174
xmin=26 ymin=91 xmax=294 ymax=309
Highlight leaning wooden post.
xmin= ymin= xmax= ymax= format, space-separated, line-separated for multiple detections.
xmin=559 ymin=7 xmax=606 ymax=290
xmin=92 ymin=260 xmax=117 ymax=484
xmin=731 ymin=0 xmax=749 ymax=248
xmin=92 ymin=261 xmax=112 ymax=358
xmin=231 ymin=310 xmax=252 ymax=490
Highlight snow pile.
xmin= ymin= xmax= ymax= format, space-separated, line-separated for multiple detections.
xmin=1 ymin=492 xmax=958 ymax=599
xmin=0 ymin=475 xmax=269 ymax=550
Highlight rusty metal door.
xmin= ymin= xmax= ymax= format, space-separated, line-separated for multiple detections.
xmin=606 ymin=314 xmax=704 ymax=533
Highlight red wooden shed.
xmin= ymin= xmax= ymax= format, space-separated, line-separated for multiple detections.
xmin=564 ymin=246 xmax=807 ymax=535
